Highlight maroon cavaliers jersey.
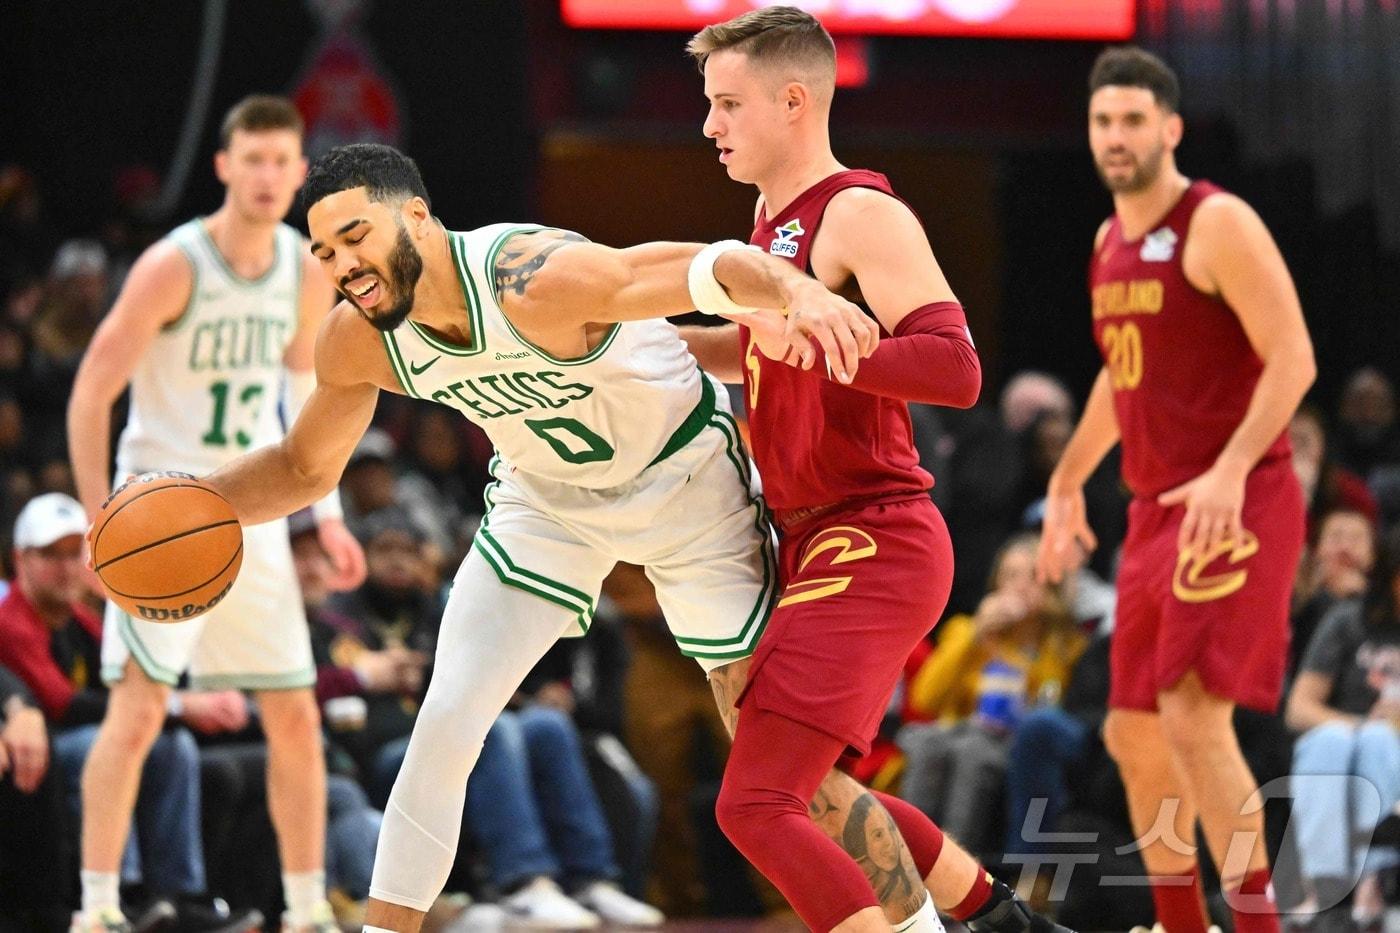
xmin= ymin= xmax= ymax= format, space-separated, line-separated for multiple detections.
xmin=1089 ymin=180 xmax=1291 ymax=498
xmin=740 ymin=170 xmax=933 ymax=515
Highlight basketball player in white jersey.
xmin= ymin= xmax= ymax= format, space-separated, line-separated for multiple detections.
xmin=190 ymin=142 xmax=910 ymax=933
xmin=67 ymin=97 xmax=366 ymax=933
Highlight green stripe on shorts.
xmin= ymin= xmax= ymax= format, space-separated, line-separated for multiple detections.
xmin=473 ymin=483 xmax=597 ymax=633
xmin=673 ymin=412 xmax=778 ymax=658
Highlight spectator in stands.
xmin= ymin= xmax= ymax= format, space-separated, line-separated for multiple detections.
xmin=897 ymin=532 xmax=1087 ymax=859
xmin=1335 ymin=368 xmax=1400 ymax=481
xmin=0 ymin=164 xmax=58 ymax=284
xmin=1292 ymin=508 xmax=1378 ymax=677
xmin=340 ymin=430 xmax=449 ymax=571
xmin=311 ymin=509 xmax=659 ymax=927
xmin=0 ymin=493 xmax=258 ymax=932
xmin=516 ymin=625 xmax=660 ymax=903
xmin=941 ymin=372 xmax=1126 ymax=615
xmin=25 ymin=242 xmax=109 ymax=468
xmin=1286 ymin=525 xmax=1400 ymax=927
xmin=1291 ymin=405 xmax=1380 ymax=536
xmin=0 ymin=660 xmax=71 ymax=931
xmin=398 ymin=406 xmax=493 ymax=560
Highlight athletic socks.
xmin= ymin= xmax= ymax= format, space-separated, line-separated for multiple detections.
xmin=951 ymin=869 xmax=996 ymax=920
xmin=893 ymin=893 xmax=946 ymax=932
xmin=80 ymin=870 xmax=121 ymax=915
xmin=283 ymin=870 xmax=327 ymax=928
xmin=1149 ymin=867 xmax=1209 ymax=933
xmin=1226 ymin=868 xmax=1279 ymax=933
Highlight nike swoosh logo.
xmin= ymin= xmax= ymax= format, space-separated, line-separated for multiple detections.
xmin=409 ymin=356 xmax=441 ymax=376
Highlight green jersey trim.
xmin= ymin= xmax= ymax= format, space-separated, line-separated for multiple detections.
xmin=402 ymin=231 xmax=487 ymax=357
xmin=161 ymin=237 xmax=201 ymax=334
xmin=196 ymin=217 xmax=283 ymax=288
xmin=381 ymin=331 xmax=422 ymax=398
xmin=672 ymin=409 xmax=777 ymax=655
xmin=191 ymin=669 xmax=316 ymax=691
xmin=483 ymin=225 xmax=621 ymax=367
xmin=473 ymin=483 xmax=597 ymax=633
xmin=114 ymin=611 xmax=182 ymax=686
xmin=647 ymin=374 xmax=715 ymax=469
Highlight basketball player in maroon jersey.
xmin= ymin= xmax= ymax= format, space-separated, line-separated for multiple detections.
xmin=682 ymin=8 xmax=1071 ymax=933
xmin=1037 ymin=48 xmax=1313 ymax=933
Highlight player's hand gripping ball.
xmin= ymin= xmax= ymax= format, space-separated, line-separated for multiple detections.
xmin=90 ymin=472 xmax=244 ymax=623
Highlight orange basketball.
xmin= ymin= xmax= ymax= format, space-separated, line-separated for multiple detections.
xmin=91 ymin=472 xmax=243 ymax=624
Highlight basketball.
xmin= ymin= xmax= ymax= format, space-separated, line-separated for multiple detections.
xmin=90 ymin=471 xmax=244 ymax=624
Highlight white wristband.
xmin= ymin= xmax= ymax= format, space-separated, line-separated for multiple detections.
xmin=688 ymin=240 xmax=763 ymax=316
xmin=311 ymin=490 xmax=344 ymax=523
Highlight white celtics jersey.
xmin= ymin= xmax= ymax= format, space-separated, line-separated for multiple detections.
xmin=115 ymin=219 xmax=301 ymax=476
xmin=380 ymin=223 xmax=707 ymax=490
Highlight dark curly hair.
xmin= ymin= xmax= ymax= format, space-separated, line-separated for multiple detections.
xmin=1089 ymin=46 xmax=1181 ymax=113
xmin=302 ymin=143 xmax=431 ymax=213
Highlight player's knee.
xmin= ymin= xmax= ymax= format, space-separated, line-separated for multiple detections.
xmin=1103 ymin=711 xmax=1154 ymax=769
xmin=260 ymin=690 xmax=322 ymax=744
xmin=1157 ymin=702 xmax=1229 ymax=758
xmin=715 ymin=777 xmax=797 ymax=850
xmin=108 ymin=684 xmax=169 ymax=750
xmin=714 ymin=779 xmax=752 ymax=846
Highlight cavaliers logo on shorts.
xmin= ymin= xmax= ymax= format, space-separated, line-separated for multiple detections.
xmin=1171 ymin=528 xmax=1261 ymax=604
xmin=775 ymin=525 xmax=878 ymax=608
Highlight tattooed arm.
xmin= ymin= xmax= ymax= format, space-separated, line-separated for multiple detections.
xmin=493 ymin=227 xmax=793 ymax=326
xmin=492 ymin=229 xmax=876 ymax=380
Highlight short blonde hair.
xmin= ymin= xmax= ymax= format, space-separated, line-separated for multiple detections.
xmin=687 ymin=5 xmax=835 ymax=85
xmin=219 ymin=95 xmax=303 ymax=150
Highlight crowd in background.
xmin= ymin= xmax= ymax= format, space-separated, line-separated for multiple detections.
xmin=3 ymin=160 xmax=1400 ymax=932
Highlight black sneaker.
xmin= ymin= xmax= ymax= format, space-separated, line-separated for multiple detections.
xmin=128 ymin=899 xmax=178 ymax=933
xmin=965 ymin=896 xmax=1077 ymax=933
xmin=169 ymin=899 xmax=263 ymax=933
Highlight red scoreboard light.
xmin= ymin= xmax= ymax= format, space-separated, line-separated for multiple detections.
xmin=561 ymin=0 xmax=1135 ymax=41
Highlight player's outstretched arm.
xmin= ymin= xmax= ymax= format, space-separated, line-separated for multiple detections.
xmin=67 ymin=242 xmax=194 ymax=518
xmin=205 ymin=308 xmax=378 ymax=526
xmin=495 ymin=229 xmax=877 ymax=381
xmin=282 ymin=250 xmax=367 ymax=589
xmin=1037 ymin=367 xmax=1120 ymax=583
xmin=810 ymin=189 xmax=980 ymax=406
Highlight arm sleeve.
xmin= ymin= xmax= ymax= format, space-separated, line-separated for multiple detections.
xmin=835 ymin=302 xmax=981 ymax=407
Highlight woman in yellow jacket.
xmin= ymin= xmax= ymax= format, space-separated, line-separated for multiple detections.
xmin=895 ymin=533 xmax=1087 ymax=858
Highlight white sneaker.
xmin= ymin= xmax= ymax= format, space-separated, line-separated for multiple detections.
xmin=500 ymin=878 xmax=600 ymax=930
xmin=280 ymin=899 xmax=338 ymax=933
xmin=442 ymin=901 xmax=510 ymax=932
xmin=70 ymin=908 xmax=131 ymax=933
xmin=572 ymin=882 xmax=664 ymax=928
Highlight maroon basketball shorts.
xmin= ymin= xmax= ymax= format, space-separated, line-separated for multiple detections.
xmin=1111 ymin=456 xmax=1305 ymax=713
xmin=739 ymin=495 xmax=953 ymax=756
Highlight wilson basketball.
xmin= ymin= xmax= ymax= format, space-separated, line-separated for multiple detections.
xmin=91 ymin=472 xmax=244 ymax=623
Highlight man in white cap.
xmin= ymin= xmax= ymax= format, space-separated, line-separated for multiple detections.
xmin=0 ymin=494 xmax=260 ymax=933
